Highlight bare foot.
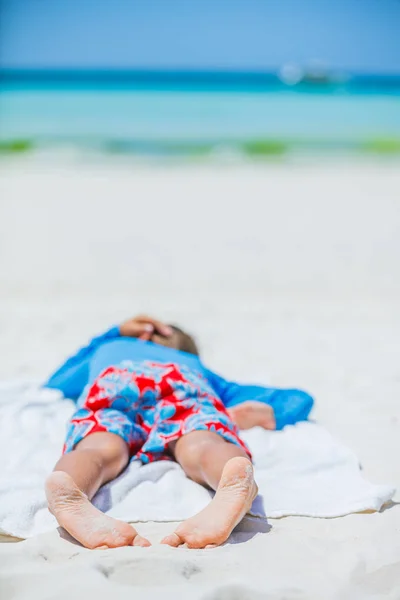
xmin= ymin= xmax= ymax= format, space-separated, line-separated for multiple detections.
xmin=228 ymin=401 xmax=276 ymax=430
xmin=161 ymin=457 xmax=257 ymax=549
xmin=46 ymin=471 xmax=151 ymax=549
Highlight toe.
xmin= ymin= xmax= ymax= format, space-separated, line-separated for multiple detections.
xmin=160 ymin=532 xmax=183 ymax=547
xmin=133 ymin=534 xmax=151 ymax=547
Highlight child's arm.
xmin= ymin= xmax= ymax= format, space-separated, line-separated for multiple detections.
xmin=207 ymin=371 xmax=314 ymax=430
xmin=227 ymin=401 xmax=276 ymax=430
xmin=44 ymin=316 xmax=172 ymax=400
xmin=44 ymin=326 xmax=121 ymax=400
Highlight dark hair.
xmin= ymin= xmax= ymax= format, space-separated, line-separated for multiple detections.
xmin=169 ymin=325 xmax=199 ymax=356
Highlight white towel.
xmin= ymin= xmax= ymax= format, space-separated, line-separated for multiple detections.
xmin=0 ymin=381 xmax=395 ymax=539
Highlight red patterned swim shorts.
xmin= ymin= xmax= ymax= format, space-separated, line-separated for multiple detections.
xmin=64 ymin=361 xmax=251 ymax=464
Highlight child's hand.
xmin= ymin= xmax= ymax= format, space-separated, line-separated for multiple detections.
xmin=119 ymin=315 xmax=173 ymax=341
xmin=228 ymin=401 xmax=276 ymax=431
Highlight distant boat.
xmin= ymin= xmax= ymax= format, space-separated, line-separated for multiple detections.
xmin=279 ymin=62 xmax=348 ymax=86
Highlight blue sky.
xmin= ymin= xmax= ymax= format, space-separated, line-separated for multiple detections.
xmin=1 ymin=0 xmax=400 ymax=73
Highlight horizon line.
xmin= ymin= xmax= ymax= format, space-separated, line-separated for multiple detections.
xmin=1 ymin=67 xmax=400 ymax=78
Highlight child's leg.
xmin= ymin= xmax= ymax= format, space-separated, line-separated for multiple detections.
xmin=162 ymin=431 xmax=257 ymax=549
xmin=46 ymin=432 xmax=150 ymax=549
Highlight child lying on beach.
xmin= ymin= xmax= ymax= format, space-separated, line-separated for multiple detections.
xmin=45 ymin=315 xmax=313 ymax=550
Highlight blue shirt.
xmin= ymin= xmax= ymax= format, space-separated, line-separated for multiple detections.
xmin=44 ymin=326 xmax=314 ymax=430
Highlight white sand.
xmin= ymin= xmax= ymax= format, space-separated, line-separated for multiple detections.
xmin=0 ymin=158 xmax=399 ymax=599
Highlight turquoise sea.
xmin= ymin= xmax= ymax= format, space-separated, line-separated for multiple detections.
xmin=1 ymin=71 xmax=400 ymax=156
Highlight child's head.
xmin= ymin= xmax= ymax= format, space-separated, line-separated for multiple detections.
xmin=151 ymin=325 xmax=199 ymax=356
